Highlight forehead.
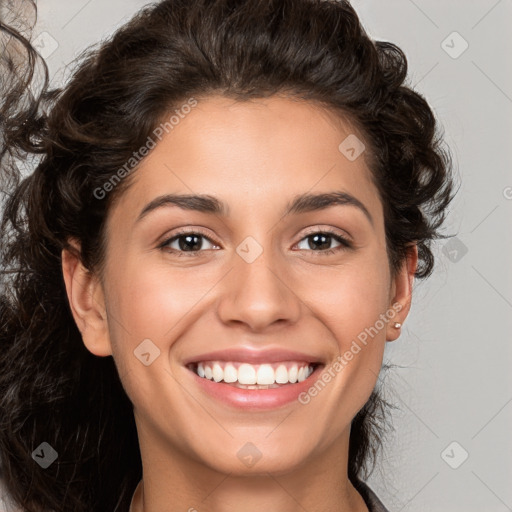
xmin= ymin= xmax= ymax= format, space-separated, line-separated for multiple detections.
xmin=109 ymin=95 xmax=382 ymax=225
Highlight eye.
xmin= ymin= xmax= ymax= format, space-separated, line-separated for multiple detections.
xmin=159 ymin=228 xmax=352 ymax=257
xmin=295 ymin=230 xmax=352 ymax=255
xmin=159 ymin=229 xmax=220 ymax=256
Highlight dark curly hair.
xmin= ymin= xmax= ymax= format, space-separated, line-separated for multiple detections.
xmin=0 ymin=0 xmax=454 ymax=510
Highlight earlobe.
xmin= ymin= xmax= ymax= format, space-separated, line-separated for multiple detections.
xmin=386 ymin=244 xmax=418 ymax=342
xmin=61 ymin=239 xmax=112 ymax=357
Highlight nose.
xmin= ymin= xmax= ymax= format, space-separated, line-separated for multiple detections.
xmin=216 ymin=247 xmax=302 ymax=332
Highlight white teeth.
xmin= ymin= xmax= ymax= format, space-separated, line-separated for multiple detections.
xmin=223 ymin=363 xmax=238 ymax=383
xmin=256 ymin=364 xmax=275 ymax=385
xmin=275 ymin=364 xmax=289 ymax=384
xmin=192 ymin=361 xmax=316 ymax=386
xmin=238 ymin=363 xmax=257 ymax=385
xmin=212 ymin=363 xmax=223 ymax=382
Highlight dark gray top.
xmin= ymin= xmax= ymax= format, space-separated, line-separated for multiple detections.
xmin=128 ymin=478 xmax=390 ymax=511
xmin=354 ymin=478 xmax=390 ymax=512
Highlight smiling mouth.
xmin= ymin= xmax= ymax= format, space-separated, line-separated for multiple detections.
xmin=187 ymin=360 xmax=323 ymax=389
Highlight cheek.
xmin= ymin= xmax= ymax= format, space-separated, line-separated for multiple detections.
xmin=286 ymin=259 xmax=391 ymax=447
xmin=300 ymin=258 xmax=391 ymax=345
xmin=105 ymin=258 xmax=221 ymax=354
xmin=103 ymin=261 xmax=211 ymax=406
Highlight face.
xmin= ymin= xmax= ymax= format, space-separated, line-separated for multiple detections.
xmin=63 ymin=95 xmax=415 ymax=479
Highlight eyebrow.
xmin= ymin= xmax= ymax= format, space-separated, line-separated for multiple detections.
xmin=136 ymin=191 xmax=373 ymax=226
xmin=136 ymin=194 xmax=229 ymax=223
xmin=284 ymin=191 xmax=373 ymax=225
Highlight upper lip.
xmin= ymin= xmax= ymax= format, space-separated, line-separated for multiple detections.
xmin=183 ymin=347 xmax=325 ymax=366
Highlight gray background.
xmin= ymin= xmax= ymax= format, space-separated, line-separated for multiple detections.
xmin=1 ymin=1 xmax=511 ymax=511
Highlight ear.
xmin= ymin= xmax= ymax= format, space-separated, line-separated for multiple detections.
xmin=386 ymin=244 xmax=418 ymax=342
xmin=61 ymin=239 xmax=112 ymax=357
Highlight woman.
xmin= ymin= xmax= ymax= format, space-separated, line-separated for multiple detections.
xmin=0 ymin=0 xmax=454 ymax=511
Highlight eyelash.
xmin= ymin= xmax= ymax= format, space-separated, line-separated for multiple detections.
xmin=158 ymin=228 xmax=353 ymax=258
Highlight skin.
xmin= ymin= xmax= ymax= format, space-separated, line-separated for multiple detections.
xmin=62 ymin=95 xmax=417 ymax=512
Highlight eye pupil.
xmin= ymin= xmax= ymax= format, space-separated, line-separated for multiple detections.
xmin=309 ymin=233 xmax=331 ymax=250
xmin=179 ymin=235 xmax=202 ymax=251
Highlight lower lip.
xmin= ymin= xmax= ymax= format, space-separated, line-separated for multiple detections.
xmin=187 ymin=365 xmax=324 ymax=410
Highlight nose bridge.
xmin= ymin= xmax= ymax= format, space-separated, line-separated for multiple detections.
xmin=216 ymin=235 xmax=302 ymax=330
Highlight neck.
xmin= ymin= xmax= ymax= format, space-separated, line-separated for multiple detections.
xmin=131 ymin=423 xmax=369 ymax=512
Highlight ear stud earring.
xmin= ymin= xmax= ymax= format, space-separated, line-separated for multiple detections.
xmin=393 ymin=322 xmax=402 ymax=329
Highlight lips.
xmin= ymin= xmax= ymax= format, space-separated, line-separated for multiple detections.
xmin=183 ymin=348 xmax=325 ymax=409
xmin=182 ymin=347 xmax=324 ymax=366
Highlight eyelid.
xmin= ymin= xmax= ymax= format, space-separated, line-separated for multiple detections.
xmin=158 ymin=227 xmax=221 ymax=250
xmin=298 ymin=225 xmax=353 ymax=244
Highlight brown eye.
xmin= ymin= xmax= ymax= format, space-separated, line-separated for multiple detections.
xmin=159 ymin=230 xmax=220 ymax=256
xmin=295 ymin=231 xmax=352 ymax=255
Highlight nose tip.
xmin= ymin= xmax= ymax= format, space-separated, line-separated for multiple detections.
xmin=216 ymin=257 xmax=302 ymax=332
